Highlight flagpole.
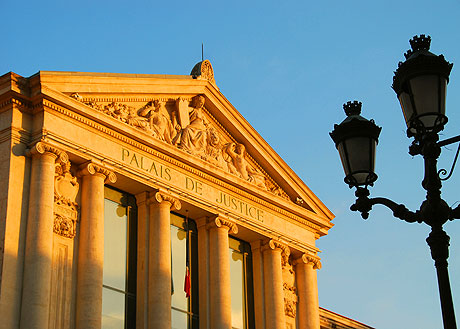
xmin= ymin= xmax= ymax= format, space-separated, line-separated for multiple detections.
xmin=184 ymin=210 xmax=191 ymax=299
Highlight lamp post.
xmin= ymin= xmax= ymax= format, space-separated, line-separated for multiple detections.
xmin=330 ymin=35 xmax=459 ymax=329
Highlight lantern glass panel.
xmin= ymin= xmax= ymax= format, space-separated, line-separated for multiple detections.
xmin=398 ymin=91 xmax=414 ymax=127
xmin=338 ymin=136 xmax=376 ymax=186
xmin=409 ymin=75 xmax=446 ymax=128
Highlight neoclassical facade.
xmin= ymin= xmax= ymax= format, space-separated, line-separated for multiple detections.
xmin=0 ymin=62 xmax=373 ymax=329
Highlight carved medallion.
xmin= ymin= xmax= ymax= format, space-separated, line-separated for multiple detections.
xmin=190 ymin=59 xmax=216 ymax=86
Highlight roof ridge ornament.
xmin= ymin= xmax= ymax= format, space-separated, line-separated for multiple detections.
xmin=191 ymin=59 xmax=217 ymax=87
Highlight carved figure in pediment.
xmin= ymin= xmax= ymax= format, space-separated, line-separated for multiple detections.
xmin=175 ymin=95 xmax=208 ymax=156
xmin=223 ymin=143 xmax=266 ymax=189
xmin=265 ymin=179 xmax=290 ymax=201
xmin=204 ymin=127 xmax=225 ymax=168
xmin=126 ymin=107 xmax=149 ymax=130
xmin=139 ymin=100 xmax=175 ymax=143
xmin=70 ymin=93 xmax=103 ymax=111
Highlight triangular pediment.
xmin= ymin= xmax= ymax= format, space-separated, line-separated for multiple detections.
xmin=13 ymin=64 xmax=333 ymax=230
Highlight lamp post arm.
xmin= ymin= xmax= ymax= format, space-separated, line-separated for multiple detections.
xmin=350 ymin=187 xmax=421 ymax=222
xmin=438 ymin=134 xmax=460 ymax=147
xmin=450 ymin=204 xmax=460 ymax=220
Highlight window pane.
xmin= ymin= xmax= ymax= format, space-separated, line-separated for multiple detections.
xmin=102 ymin=288 xmax=125 ymax=329
xmin=103 ymin=199 xmax=127 ymax=291
xmin=172 ymin=309 xmax=188 ymax=329
xmin=171 ymin=223 xmax=188 ymax=311
xmin=229 ymin=248 xmax=245 ymax=329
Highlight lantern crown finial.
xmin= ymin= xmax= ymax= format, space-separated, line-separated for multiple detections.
xmin=343 ymin=101 xmax=362 ymax=116
xmin=405 ymin=34 xmax=431 ymax=59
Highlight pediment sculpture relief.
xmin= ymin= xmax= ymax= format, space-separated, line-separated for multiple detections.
xmin=70 ymin=93 xmax=290 ymax=201
xmin=138 ymin=100 xmax=175 ymax=143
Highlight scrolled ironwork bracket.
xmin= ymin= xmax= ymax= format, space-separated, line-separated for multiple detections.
xmin=351 ymin=187 xmax=421 ymax=223
xmin=438 ymin=142 xmax=460 ymax=181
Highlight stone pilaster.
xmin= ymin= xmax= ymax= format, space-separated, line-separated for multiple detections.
xmin=208 ymin=216 xmax=238 ymax=329
xmin=147 ymin=191 xmax=181 ymax=329
xmin=262 ymin=239 xmax=288 ymax=329
xmin=294 ymin=253 xmax=322 ymax=329
xmin=20 ymin=142 xmax=68 ymax=329
xmin=75 ymin=162 xmax=116 ymax=329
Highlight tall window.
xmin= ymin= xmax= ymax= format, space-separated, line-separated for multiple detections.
xmin=102 ymin=187 xmax=137 ymax=329
xmin=229 ymin=237 xmax=255 ymax=329
xmin=171 ymin=213 xmax=199 ymax=329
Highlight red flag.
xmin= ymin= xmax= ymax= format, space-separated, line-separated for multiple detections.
xmin=184 ymin=213 xmax=190 ymax=298
xmin=184 ymin=266 xmax=191 ymax=298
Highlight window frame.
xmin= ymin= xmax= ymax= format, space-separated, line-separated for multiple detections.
xmin=170 ymin=212 xmax=199 ymax=328
xmin=228 ymin=236 xmax=255 ymax=329
xmin=102 ymin=186 xmax=138 ymax=329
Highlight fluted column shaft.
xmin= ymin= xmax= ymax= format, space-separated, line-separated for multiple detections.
xmin=20 ymin=143 xmax=66 ymax=329
xmin=148 ymin=191 xmax=181 ymax=329
xmin=263 ymin=240 xmax=286 ymax=329
xmin=295 ymin=254 xmax=321 ymax=329
xmin=208 ymin=217 xmax=238 ymax=329
xmin=76 ymin=162 xmax=116 ymax=329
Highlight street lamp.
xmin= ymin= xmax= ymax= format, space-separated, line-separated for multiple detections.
xmin=330 ymin=35 xmax=460 ymax=329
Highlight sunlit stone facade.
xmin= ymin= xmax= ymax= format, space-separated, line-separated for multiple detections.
xmin=0 ymin=63 xmax=373 ymax=329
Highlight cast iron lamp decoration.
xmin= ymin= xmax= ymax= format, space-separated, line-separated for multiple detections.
xmin=330 ymin=35 xmax=460 ymax=329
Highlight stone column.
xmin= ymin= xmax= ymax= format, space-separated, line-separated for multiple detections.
xmin=294 ymin=254 xmax=322 ymax=329
xmin=262 ymin=239 xmax=288 ymax=329
xmin=147 ymin=191 xmax=181 ymax=329
xmin=75 ymin=162 xmax=116 ymax=329
xmin=208 ymin=216 xmax=238 ymax=329
xmin=20 ymin=142 xmax=68 ymax=329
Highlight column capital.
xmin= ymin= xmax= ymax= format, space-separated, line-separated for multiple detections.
xmin=77 ymin=162 xmax=117 ymax=183
xmin=148 ymin=191 xmax=181 ymax=211
xmin=26 ymin=141 xmax=69 ymax=163
xmin=262 ymin=239 xmax=290 ymax=258
xmin=294 ymin=253 xmax=322 ymax=270
xmin=206 ymin=216 xmax=238 ymax=234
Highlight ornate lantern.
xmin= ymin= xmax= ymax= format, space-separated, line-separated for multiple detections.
xmin=330 ymin=101 xmax=382 ymax=188
xmin=392 ymin=35 xmax=453 ymax=136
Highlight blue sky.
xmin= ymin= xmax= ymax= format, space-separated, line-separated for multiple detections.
xmin=3 ymin=1 xmax=460 ymax=328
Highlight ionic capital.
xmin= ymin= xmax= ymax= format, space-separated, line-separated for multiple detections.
xmin=294 ymin=253 xmax=322 ymax=270
xmin=26 ymin=141 xmax=69 ymax=163
xmin=206 ymin=216 xmax=238 ymax=234
xmin=262 ymin=239 xmax=290 ymax=258
xmin=148 ymin=191 xmax=181 ymax=211
xmin=77 ymin=162 xmax=117 ymax=183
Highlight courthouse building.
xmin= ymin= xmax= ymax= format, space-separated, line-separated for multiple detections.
xmin=0 ymin=61 xmax=372 ymax=329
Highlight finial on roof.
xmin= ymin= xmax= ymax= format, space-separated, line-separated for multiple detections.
xmin=191 ymin=59 xmax=217 ymax=87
